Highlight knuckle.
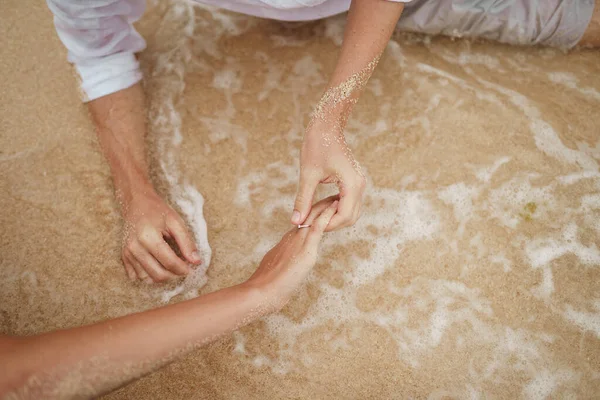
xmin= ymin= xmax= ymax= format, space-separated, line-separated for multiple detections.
xmin=125 ymin=242 xmax=139 ymax=256
xmin=168 ymin=260 xmax=185 ymax=274
xmin=165 ymin=212 xmax=181 ymax=227
xmin=309 ymin=224 xmax=323 ymax=235
xmin=138 ymin=226 xmax=156 ymax=244
xmin=122 ymin=247 xmax=131 ymax=259
xmin=339 ymin=211 xmax=352 ymax=222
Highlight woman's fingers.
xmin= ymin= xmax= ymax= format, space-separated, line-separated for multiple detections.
xmin=305 ymin=200 xmax=339 ymax=250
xmin=303 ymin=195 xmax=339 ymax=226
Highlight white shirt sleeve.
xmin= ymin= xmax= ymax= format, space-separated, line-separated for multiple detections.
xmin=46 ymin=0 xmax=147 ymax=102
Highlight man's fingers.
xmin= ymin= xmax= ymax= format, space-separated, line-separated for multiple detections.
xmin=325 ymin=178 xmax=364 ymax=232
xmin=123 ymin=258 xmax=136 ymax=281
xmin=303 ymin=195 xmax=339 ymax=226
xmin=304 ymin=200 xmax=339 ymax=249
xmin=130 ymin=257 xmax=149 ymax=281
xmin=324 ymin=193 xmax=357 ymax=232
xmin=142 ymin=233 xmax=190 ymax=276
xmin=291 ymin=172 xmax=319 ymax=225
xmin=130 ymin=242 xmax=178 ymax=283
xmin=166 ymin=214 xmax=201 ymax=264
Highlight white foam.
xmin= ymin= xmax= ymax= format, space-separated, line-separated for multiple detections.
xmin=525 ymin=223 xmax=600 ymax=300
xmin=557 ymin=170 xmax=600 ymax=185
xmin=473 ymin=156 xmax=511 ymax=183
xmin=323 ymin=15 xmax=345 ymax=46
xmin=489 ymin=253 xmax=512 ymax=272
xmin=563 ymin=301 xmax=600 ymax=338
xmin=150 ymin=1 xmax=213 ymax=302
xmin=525 ymin=222 xmax=600 ymax=269
xmin=468 ymin=69 xmax=599 ymax=172
xmin=548 ymin=72 xmax=600 ymax=101
xmin=457 ymin=52 xmax=502 ymax=71
xmin=487 ymin=176 xmax=554 ymax=229
xmin=523 ymin=369 xmax=579 ymax=400
xmin=232 ymin=331 xmax=247 ymax=354
xmin=438 ymin=182 xmax=478 ymax=222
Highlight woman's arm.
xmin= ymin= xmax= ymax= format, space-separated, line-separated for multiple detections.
xmin=291 ymin=0 xmax=407 ymax=230
xmin=0 ymin=199 xmax=339 ymax=400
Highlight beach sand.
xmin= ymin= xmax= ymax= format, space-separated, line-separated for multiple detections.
xmin=1 ymin=0 xmax=600 ymax=398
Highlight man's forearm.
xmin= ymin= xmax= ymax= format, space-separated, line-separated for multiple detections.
xmin=1 ymin=284 xmax=266 ymax=399
xmin=89 ymin=83 xmax=155 ymax=207
xmin=329 ymin=0 xmax=403 ymax=88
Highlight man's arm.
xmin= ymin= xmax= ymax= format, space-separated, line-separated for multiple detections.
xmin=90 ymin=84 xmax=201 ymax=282
xmin=47 ymin=0 xmax=202 ymax=281
xmin=292 ymin=0 xmax=408 ymax=230
xmin=0 ymin=199 xmax=339 ymax=399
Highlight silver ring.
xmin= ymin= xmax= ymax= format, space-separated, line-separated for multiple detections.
xmin=297 ymin=224 xmax=311 ymax=229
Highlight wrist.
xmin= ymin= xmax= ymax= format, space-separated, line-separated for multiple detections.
xmin=308 ymin=102 xmax=351 ymax=135
xmin=115 ymin=179 xmax=158 ymax=211
xmin=240 ymin=279 xmax=285 ymax=315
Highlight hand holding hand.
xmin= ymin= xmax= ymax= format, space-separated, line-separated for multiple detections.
xmin=292 ymin=121 xmax=365 ymax=232
xmin=248 ymin=198 xmax=339 ymax=311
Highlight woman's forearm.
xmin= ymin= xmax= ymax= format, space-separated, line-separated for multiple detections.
xmin=1 ymin=284 xmax=266 ymax=399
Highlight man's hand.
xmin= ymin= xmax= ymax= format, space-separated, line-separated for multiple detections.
xmin=121 ymin=191 xmax=201 ymax=283
xmin=291 ymin=0 xmax=405 ymax=231
xmin=87 ymin=84 xmax=202 ymax=283
xmin=291 ymin=121 xmax=365 ymax=232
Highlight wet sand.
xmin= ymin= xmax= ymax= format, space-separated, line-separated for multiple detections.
xmin=1 ymin=0 xmax=600 ymax=398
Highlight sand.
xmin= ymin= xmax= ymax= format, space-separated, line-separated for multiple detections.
xmin=1 ymin=0 xmax=600 ymax=398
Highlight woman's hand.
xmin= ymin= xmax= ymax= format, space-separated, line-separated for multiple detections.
xmin=122 ymin=190 xmax=201 ymax=283
xmin=248 ymin=197 xmax=339 ymax=311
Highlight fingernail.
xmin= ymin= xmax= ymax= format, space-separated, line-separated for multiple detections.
xmin=292 ymin=210 xmax=301 ymax=223
xmin=191 ymin=250 xmax=200 ymax=263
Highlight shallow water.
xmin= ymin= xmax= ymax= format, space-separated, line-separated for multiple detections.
xmin=1 ymin=0 xmax=599 ymax=398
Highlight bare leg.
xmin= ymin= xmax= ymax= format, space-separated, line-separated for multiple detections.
xmin=578 ymin=2 xmax=600 ymax=47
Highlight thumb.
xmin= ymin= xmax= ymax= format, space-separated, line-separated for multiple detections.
xmin=291 ymin=174 xmax=318 ymax=225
